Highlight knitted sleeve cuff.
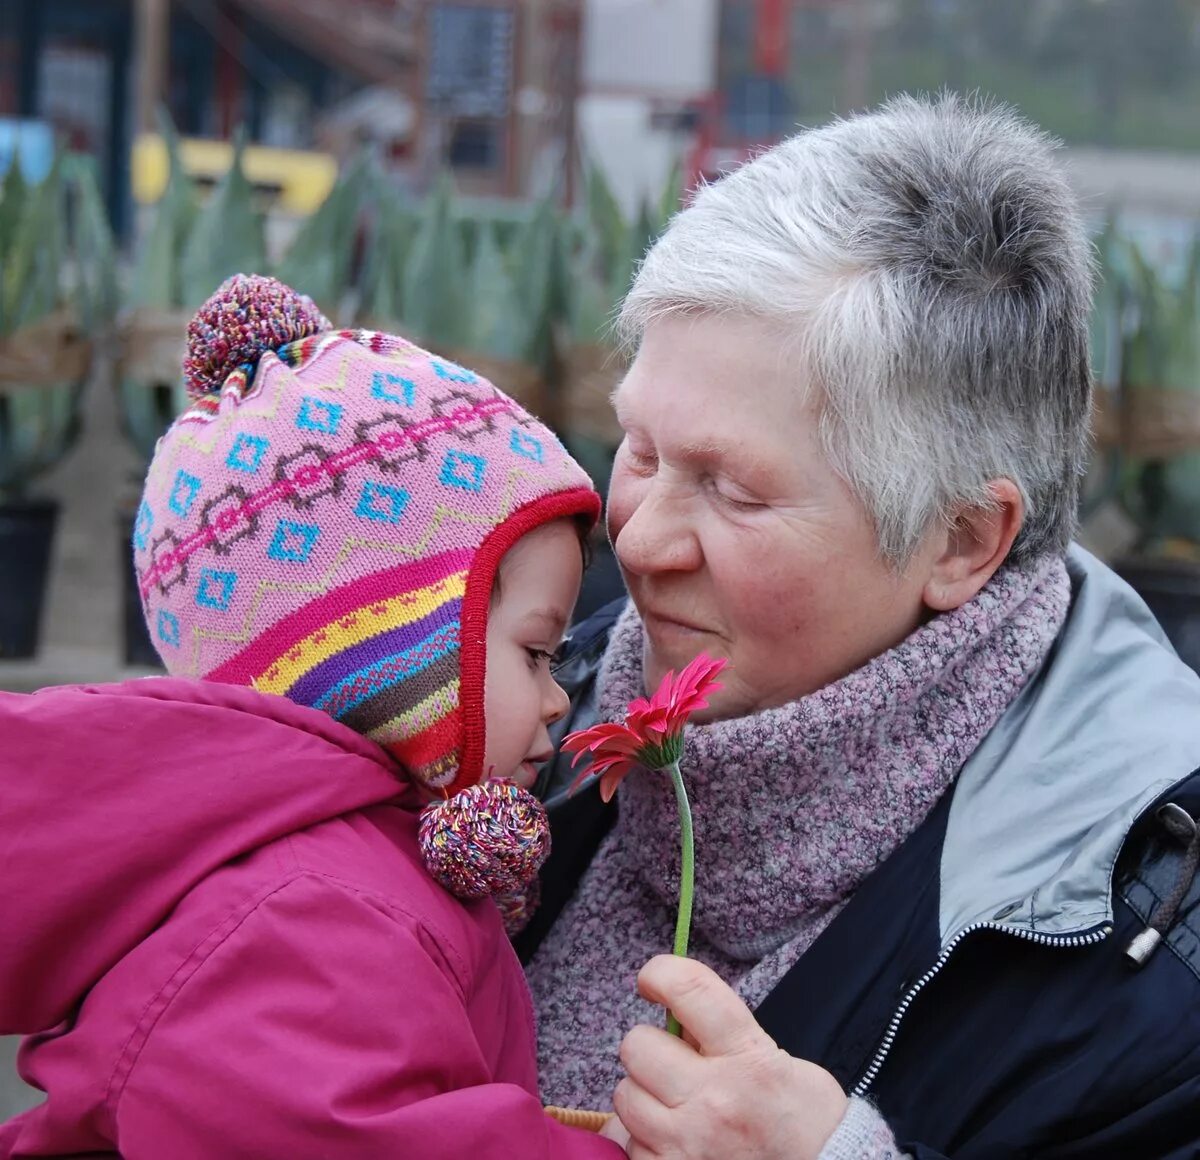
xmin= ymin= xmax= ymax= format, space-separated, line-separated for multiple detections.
xmin=817 ymin=1096 xmax=910 ymax=1160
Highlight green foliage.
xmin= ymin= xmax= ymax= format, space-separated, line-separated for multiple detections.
xmin=180 ymin=129 xmax=267 ymax=308
xmin=132 ymin=109 xmax=197 ymax=309
xmin=2 ymin=153 xmax=66 ymax=335
xmin=1112 ymin=232 xmax=1200 ymax=545
xmin=584 ymin=162 xmax=627 ymax=284
xmin=275 ymin=154 xmax=369 ymax=319
xmin=358 ymin=172 xmax=416 ymax=327
xmin=0 ymin=150 xmax=110 ymax=495
xmin=67 ymin=154 xmax=120 ymax=334
xmin=513 ymin=196 xmax=563 ymax=370
xmin=0 ymin=381 xmax=82 ymax=496
xmin=465 ymin=221 xmax=525 ymax=361
xmin=402 ymin=173 xmax=468 ymax=348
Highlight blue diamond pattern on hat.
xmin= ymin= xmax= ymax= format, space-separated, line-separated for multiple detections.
xmin=267 ymin=519 xmax=321 ymax=563
xmin=356 ymin=481 xmax=410 ymax=524
xmin=133 ymin=501 xmax=154 ymax=551
xmin=226 ymin=433 xmax=271 ymax=474
xmin=157 ymin=609 xmax=181 ymax=648
xmin=371 ymin=372 xmax=416 ymax=406
xmin=296 ymin=397 xmax=343 ymax=435
xmin=510 ymin=428 xmax=544 ymax=463
xmin=439 ymin=449 xmax=487 ymax=493
xmin=196 ymin=568 xmax=238 ymax=610
xmin=432 ymin=359 xmax=478 ymax=384
xmin=168 ymin=470 xmax=202 ymax=517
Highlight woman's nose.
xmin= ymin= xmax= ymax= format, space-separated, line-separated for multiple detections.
xmin=612 ymin=486 xmax=701 ymax=576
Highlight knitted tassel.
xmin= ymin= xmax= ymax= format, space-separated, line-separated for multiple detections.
xmin=418 ymin=780 xmax=550 ymax=899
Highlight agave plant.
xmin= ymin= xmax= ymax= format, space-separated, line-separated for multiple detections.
xmin=465 ymin=220 xmax=525 ymax=361
xmin=133 ymin=110 xmax=198 ymax=309
xmin=0 ymin=152 xmax=103 ymax=499
xmin=1117 ymin=233 xmax=1200 ymax=548
xmin=402 ymin=172 xmax=469 ymax=350
xmin=1080 ymin=215 xmax=1133 ymax=519
xmin=180 ymin=128 xmax=268 ymax=309
xmin=357 ymin=170 xmax=416 ymax=330
xmin=118 ymin=111 xmax=200 ymax=465
xmin=275 ymin=153 xmax=369 ymax=321
xmin=557 ymin=160 xmax=687 ymax=455
xmin=68 ymin=154 xmax=120 ymax=337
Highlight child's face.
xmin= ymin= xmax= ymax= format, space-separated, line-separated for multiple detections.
xmin=482 ymin=520 xmax=584 ymax=788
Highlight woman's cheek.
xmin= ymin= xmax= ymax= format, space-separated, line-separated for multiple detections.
xmin=605 ymin=459 xmax=643 ymax=543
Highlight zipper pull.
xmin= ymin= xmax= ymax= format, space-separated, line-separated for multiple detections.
xmin=1125 ymin=803 xmax=1199 ymax=968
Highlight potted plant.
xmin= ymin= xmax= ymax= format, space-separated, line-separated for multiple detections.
xmin=0 ymin=153 xmax=112 ymax=658
xmin=1104 ymin=229 xmax=1200 ymax=673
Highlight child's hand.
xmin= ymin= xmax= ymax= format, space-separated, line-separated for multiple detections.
xmin=599 ymin=1111 xmax=631 ymax=1153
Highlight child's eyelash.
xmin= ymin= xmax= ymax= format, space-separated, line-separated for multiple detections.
xmin=527 ymin=648 xmax=556 ymax=665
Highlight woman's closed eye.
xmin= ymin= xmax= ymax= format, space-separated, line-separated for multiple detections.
xmin=706 ymin=475 xmax=764 ymax=510
xmin=624 ymin=444 xmax=659 ymax=475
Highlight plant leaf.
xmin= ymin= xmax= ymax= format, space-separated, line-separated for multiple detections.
xmin=402 ymin=172 xmax=466 ymax=348
xmin=180 ymin=127 xmax=268 ymax=308
xmin=275 ymin=153 xmax=369 ymax=319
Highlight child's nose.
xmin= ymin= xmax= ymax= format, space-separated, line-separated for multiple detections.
xmin=544 ymin=677 xmax=570 ymax=725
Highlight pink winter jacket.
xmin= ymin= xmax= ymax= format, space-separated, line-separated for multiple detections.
xmin=0 ymin=678 xmax=618 ymax=1159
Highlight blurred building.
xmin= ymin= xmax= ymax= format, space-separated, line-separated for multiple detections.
xmin=0 ymin=0 xmax=412 ymax=233
xmin=4 ymin=0 xmax=1198 ymax=233
xmin=0 ymin=0 xmax=590 ymax=227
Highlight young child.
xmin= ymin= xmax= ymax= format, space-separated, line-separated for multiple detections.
xmin=0 ymin=276 xmax=622 ymax=1159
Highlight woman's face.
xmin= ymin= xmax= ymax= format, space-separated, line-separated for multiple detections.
xmin=608 ymin=313 xmax=940 ymax=720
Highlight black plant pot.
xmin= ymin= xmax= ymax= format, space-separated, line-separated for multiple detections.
xmin=1114 ymin=557 xmax=1200 ymax=677
xmin=0 ymin=499 xmax=58 ymax=659
xmin=117 ymin=511 xmax=162 ymax=668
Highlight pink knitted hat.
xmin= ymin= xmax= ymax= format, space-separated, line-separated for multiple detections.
xmin=134 ymin=275 xmax=600 ymax=797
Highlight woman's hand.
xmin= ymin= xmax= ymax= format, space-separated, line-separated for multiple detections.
xmin=613 ymin=955 xmax=849 ymax=1160
xmin=600 ymin=1111 xmax=633 ymax=1152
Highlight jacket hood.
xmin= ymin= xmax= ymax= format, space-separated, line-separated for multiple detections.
xmin=0 ymin=677 xmax=405 ymax=1034
xmin=939 ymin=545 xmax=1200 ymax=943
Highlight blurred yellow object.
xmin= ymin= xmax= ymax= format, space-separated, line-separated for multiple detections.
xmin=1158 ymin=538 xmax=1200 ymax=563
xmin=132 ymin=132 xmax=337 ymax=216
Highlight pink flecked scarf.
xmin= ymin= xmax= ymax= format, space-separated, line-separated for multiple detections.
xmin=527 ymin=553 xmax=1071 ymax=1110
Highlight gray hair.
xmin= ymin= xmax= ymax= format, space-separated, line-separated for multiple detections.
xmin=619 ymin=93 xmax=1095 ymax=566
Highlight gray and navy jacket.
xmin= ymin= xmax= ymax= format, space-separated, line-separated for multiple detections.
xmin=518 ymin=547 xmax=1200 ymax=1158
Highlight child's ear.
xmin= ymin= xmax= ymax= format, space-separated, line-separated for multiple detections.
xmin=922 ymin=479 xmax=1024 ymax=612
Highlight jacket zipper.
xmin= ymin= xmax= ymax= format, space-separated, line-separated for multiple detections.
xmin=850 ymin=920 xmax=1112 ymax=1097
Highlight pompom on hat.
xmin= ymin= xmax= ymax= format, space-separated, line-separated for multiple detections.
xmin=182 ymin=274 xmax=332 ymax=399
xmin=135 ymin=275 xmax=600 ymax=910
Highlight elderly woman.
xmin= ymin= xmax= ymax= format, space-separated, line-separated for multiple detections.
xmin=520 ymin=95 xmax=1200 ymax=1159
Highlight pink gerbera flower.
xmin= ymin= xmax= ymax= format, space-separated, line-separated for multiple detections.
xmin=560 ymin=652 xmax=727 ymax=1037
xmin=562 ymin=653 xmax=727 ymax=799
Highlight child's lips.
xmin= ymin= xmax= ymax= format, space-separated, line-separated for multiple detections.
xmin=511 ymin=755 xmax=551 ymax=790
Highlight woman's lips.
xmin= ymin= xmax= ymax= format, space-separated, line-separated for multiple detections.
xmin=643 ymin=611 xmax=707 ymax=636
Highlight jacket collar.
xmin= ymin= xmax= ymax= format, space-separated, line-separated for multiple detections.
xmin=938 ymin=546 xmax=1200 ymax=946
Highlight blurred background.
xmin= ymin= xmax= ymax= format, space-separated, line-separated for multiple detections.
xmin=2 ymin=0 xmax=1200 ymax=1120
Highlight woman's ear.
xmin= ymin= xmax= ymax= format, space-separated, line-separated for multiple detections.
xmin=922 ymin=480 xmax=1024 ymax=613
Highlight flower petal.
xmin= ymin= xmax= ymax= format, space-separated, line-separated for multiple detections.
xmin=561 ymin=655 xmax=728 ymax=802
xmin=599 ymin=762 xmax=636 ymax=802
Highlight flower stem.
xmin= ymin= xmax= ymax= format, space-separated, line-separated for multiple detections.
xmin=665 ymin=759 xmax=694 ymax=1038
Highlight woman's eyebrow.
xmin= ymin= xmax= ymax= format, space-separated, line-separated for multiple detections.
xmin=676 ymin=438 xmax=763 ymax=475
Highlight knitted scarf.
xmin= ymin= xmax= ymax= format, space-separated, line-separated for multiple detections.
xmin=526 ymin=554 xmax=1071 ymax=1110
